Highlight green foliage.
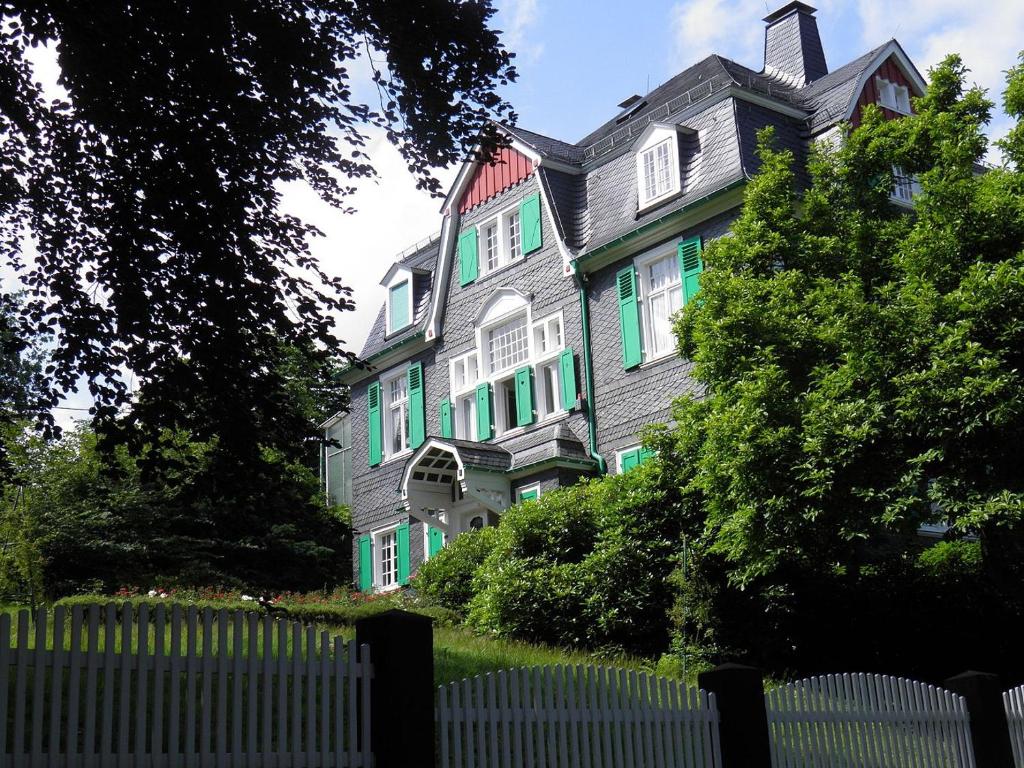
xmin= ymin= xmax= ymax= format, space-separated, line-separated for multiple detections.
xmin=415 ymin=527 xmax=498 ymax=613
xmin=663 ymin=53 xmax=1024 ymax=678
xmin=466 ymin=465 xmax=682 ymax=656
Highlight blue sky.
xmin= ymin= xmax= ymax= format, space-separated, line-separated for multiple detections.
xmin=24 ymin=0 xmax=1024 ymax=423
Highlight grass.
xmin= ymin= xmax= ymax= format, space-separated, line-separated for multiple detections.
xmin=1 ymin=599 xmax=674 ymax=689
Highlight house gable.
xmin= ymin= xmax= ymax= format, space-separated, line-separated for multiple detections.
xmin=849 ymin=52 xmax=926 ymax=128
xmin=458 ymin=146 xmax=536 ymax=213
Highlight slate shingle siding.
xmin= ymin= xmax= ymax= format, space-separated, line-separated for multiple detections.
xmin=734 ymin=100 xmax=810 ymax=189
xmin=587 ymin=209 xmax=737 ymax=465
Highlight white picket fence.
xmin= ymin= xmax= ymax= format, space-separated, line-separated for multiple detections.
xmin=1003 ymin=684 xmax=1024 ymax=767
xmin=765 ymin=673 xmax=975 ymax=768
xmin=0 ymin=603 xmax=372 ymax=767
xmin=436 ymin=664 xmax=721 ymax=768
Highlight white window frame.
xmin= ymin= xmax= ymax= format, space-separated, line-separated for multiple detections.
xmin=381 ymin=366 xmax=411 ymax=461
xmin=517 ymin=483 xmax=541 ymax=503
xmin=616 ymin=445 xmax=643 ymax=474
xmin=479 ymin=308 xmax=532 ymax=379
xmin=372 ymin=523 xmax=401 ymax=592
xmin=876 ymin=77 xmax=911 ymax=115
xmin=634 ymin=244 xmax=684 ymax=363
xmin=531 ymin=310 xmax=566 ymax=422
xmin=890 ymin=165 xmax=921 ymax=207
xmin=635 ymin=128 xmax=680 ymax=211
xmin=478 ymin=203 xmax=525 ymax=277
xmin=449 ymin=350 xmax=480 ymax=441
xmin=384 ymin=267 xmax=415 ymax=337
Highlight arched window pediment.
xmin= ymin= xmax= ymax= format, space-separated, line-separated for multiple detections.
xmin=473 ymin=287 xmax=532 ymax=327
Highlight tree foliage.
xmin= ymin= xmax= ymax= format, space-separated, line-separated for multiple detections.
xmin=0 ymin=0 xmax=515 ymax=464
xmin=659 ymin=54 xmax=1024 ymax=676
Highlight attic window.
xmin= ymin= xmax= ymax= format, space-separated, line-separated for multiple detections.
xmin=635 ymin=126 xmax=681 ymax=210
xmin=386 ymin=276 xmax=414 ymax=335
xmin=876 ymin=77 xmax=911 ymax=114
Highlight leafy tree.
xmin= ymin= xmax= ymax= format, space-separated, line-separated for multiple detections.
xmin=0 ymin=292 xmax=46 ymax=483
xmin=662 ymin=54 xmax=1024 ymax=675
xmin=0 ymin=1 xmax=515 ymax=467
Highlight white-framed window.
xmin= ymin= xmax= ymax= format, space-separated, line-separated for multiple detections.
xmin=636 ymin=248 xmax=683 ymax=361
xmin=493 ymin=374 xmax=520 ymax=434
xmin=478 ymin=205 xmax=524 ymax=276
xmin=635 ymin=126 xmax=681 ymax=210
xmin=486 ymin=312 xmax=530 ymax=375
xmin=374 ymin=526 xmax=400 ymax=591
xmin=616 ymin=445 xmax=654 ymax=473
xmin=382 ymin=369 xmax=410 ymax=459
xmin=891 ymin=166 xmax=921 ymax=205
xmin=876 ymin=77 xmax=911 ymax=114
xmin=531 ymin=311 xmax=565 ymax=421
xmin=324 ymin=414 xmax=352 ymax=507
xmin=383 ymin=265 xmax=415 ymax=336
xmin=450 ymin=350 xmax=480 ymax=440
xmin=533 ymin=313 xmax=563 ymax=358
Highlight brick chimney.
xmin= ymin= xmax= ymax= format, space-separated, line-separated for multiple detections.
xmin=762 ymin=1 xmax=828 ymax=86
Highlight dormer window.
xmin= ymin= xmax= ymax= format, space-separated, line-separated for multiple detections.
xmin=634 ymin=123 xmax=684 ymax=212
xmin=381 ymin=263 xmax=422 ymax=336
xmin=876 ymin=77 xmax=911 ymax=114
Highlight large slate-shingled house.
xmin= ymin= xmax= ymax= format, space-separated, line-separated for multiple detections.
xmin=324 ymin=1 xmax=927 ymax=591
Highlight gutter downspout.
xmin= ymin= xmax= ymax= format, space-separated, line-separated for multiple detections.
xmin=576 ymin=271 xmax=608 ymax=474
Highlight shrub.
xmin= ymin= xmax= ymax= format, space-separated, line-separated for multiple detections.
xmin=467 ymin=462 xmax=683 ymax=656
xmin=415 ymin=526 xmax=497 ymax=613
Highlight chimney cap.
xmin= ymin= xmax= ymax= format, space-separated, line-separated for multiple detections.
xmin=763 ymin=1 xmax=817 ymax=24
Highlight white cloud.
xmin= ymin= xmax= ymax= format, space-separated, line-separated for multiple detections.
xmin=497 ymin=0 xmax=544 ymax=65
xmin=278 ymin=130 xmax=457 ymax=356
xmin=669 ymin=0 xmax=764 ymax=70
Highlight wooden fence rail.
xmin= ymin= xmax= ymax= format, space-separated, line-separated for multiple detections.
xmin=0 ymin=603 xmax=372 ymax=768
xmin=766 ymin=673 xmax=975 ymax=768
xmin=436 ymin=664 xmax=721 ymax=768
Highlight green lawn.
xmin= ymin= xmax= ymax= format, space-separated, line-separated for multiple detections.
xmin=0 ymin=600 xmax=671 ymax=689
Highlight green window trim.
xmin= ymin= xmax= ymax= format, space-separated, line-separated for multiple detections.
xmin=427 ymin=526 xmax=444 ymax=558
xmin=367 ymin=381 xmax=382 ymax=467
xmin=407 ymin=362 xmax=426 ymax=450
xmin=396 ymin=522 xmax=410 ymax=586
xmin=616 ymin=265 xmax=643 ymax=370
xmin=459 ymin=227 xmax=479 ymax=286
xmin=388 ymin=280 xmax=410 ymax=332
xmin=678 ymin=235 xmax=704 ymax=306
xmin=520 ymin=193 xmax=543 ymax=254
xmin=475 ymin=382 xmax=493 ymax=440
xmin=358 ymin=535 xmax=372 ymax=591
xmin=559 ymin=348 xmax=577 ymax=410
xmin=514 ymin=366 xmax=534 ymax=427
xmin=440 ymin=398 xmax=453 ymax=439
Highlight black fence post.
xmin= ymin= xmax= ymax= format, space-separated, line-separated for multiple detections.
xmin=698 ymin=663 xmax=772 ymax=768
xmin=945 ymin=670 xmax=1014 ymax=768
xmin=356 ymin=608 xmax=434 ymax=768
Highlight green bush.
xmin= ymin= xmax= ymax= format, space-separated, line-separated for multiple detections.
xmin=415 ymin=526 xmax=497 ymax=613
xmin=467 ymin=462 xmax=683 ymax=656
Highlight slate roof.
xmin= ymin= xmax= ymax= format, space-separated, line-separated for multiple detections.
xmin=793 ymin=42 xmax=892 ymax=133
xmin=358 ymin=234 xmax=440 ymax=359
xmin=440 ymin=438 xmax=513 ymax=472
xmin=499 ymin=422 xmax=597 ymax=470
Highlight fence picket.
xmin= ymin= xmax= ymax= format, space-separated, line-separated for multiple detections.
xmin=0 ymin=613 xmax=9 ymax=768
xmin=135 ymin=603 xmax=150 ymax=764
xmin=333 ymin=636 xmax=344 ymax=768
xmin=498 ymin=671 xmax=511 ymax=768
xmin=520 ymin=668 xmax=534 ymax=768
xmin=152 ymin=604 xmax=166 ymax=764
xmin=264 ymin=616 xmax=275 ymax=764
xmin=29 ymin=606 xmax=46 ymax=767
xmin=306 ymin=625 xmax=317 ymax=765
xmin=48 ymin=605 xmax=65 ymax=764
xmin=248 ymin=614 xmax=259 ymax=764
xmin=168 ymin=605 xmax=183 ymax=768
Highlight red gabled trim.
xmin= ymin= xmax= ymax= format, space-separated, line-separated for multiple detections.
xmin=458 ymin=147 xmax=534 ymax=213
xmin=851 ymin=55 xmax=918 ymax=127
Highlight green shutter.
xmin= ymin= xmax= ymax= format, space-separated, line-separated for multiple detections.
xmin=475 ymin=382 xmax=492 ymax=441
xmin=440 ymin=398 xmax=453 ymax=439
xmin=358 ymin=535 xmax=372 ymax=591
xmin=520 ymin=193 xmax=542 ymax=254
xmin=396 ymin=522 xmax=410 ymax=585
xmin=559 ymin=348 xmax=577 ymax=410
xmin=617 ymin=266 xmax=643 ymax=369
xmin=678 ymin=236 xmax=704 ymax=306
xmin=515 ymin=366 xmax=534 ymax=427
xmin=639 ymin=447 xmax=657 ymax=464
xmin=389 ymin=280 xmax=410 ymax=331
xmin=519 ymin=488 xmax=538 ymax=502
xmin=408 ymin=363 xmax=425 ymax=449
xmin=458 ymin=227 xmax=478 ymax=286
xmin=620 ymin=448 xmax=641 ymax=473
xmin=428 ymin=526 xmax=444 ymax=558
xmin=367 ymin=382 xmax=382 ymax=467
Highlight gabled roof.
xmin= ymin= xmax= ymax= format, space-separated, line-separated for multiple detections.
xmin=500 ymin=124 xmax=587 ymax=166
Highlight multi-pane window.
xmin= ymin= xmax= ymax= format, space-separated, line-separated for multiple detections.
xmin=641 ymin=140 xmax=673 ymax=203
xmin=483 ymin=222 xmax=500 ymax=271
xmin=640 ymin=253 xmax=683 ymax=358
xmin=324 ymin=415 xmax=352 ymax=507
xmin=533 ymin=315 xmax=563 ymax=357
xmin=877 ymin=77 xmax=911 ymax=113
xmin=536 ymin=359 xmax=561 ymax=420
xmin=450 ymin=351 xmax=480 ymax=441
xmin=378 ymin=530 xmax=397 ymax=588
xmin=891 ymin=166 xmax=921 ymax=204
xmin=385 ymin=374 xmax=409 ymax=457
xmin=478 ymin=205 xmax=525 ymax=275
xmin=507 ymin=211 xmax=522 ymax=261
xmin=487 ymin=314 xmax=529 ymax=374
